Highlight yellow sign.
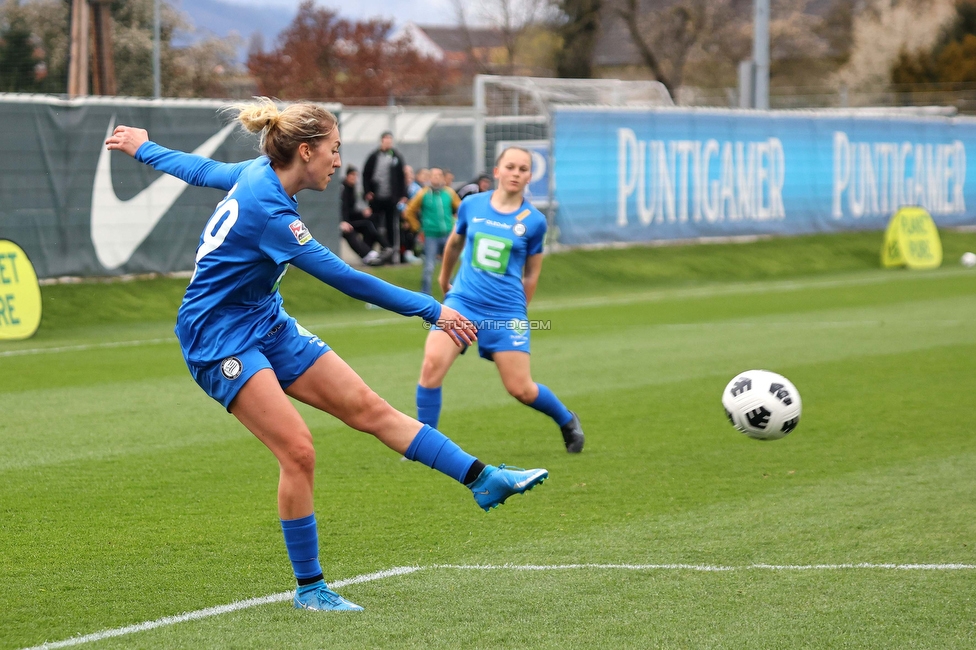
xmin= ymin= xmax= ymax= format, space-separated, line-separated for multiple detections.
xmin=881 ymin=207 xmax=943 ymax=270
xmin=0 ymin=240 xmax=42 ymax=340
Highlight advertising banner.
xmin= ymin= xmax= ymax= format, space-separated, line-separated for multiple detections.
xmin=0 ymin=240 xmax=41 ymax=339
xmin=0 ymin=97 xmax=341 ymax=279
xmin=553 ymin=106 xmax=976 ymax=245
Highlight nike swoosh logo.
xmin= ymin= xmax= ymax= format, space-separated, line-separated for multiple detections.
xmin=90 ymin=118 xmax=236 ymax=270
xmin=472 ymin=217 xmax=485 ymax=223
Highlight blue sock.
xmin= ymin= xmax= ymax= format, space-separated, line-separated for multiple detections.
xmin=530 ymin=383 xmax=573 ymax=427
xmin=280 ymin=514 xmax=323 ymax=583
xmin=416 ymin=385 xmax=442 ymax=429
xmin=404 ymin=424 xmax=477 ymax=484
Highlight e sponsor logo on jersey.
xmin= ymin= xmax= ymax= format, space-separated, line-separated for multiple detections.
xmin=289 ymin=220 xmax=313 ymax=245
xmin=220 ymin=356 xmax=243 ymax=380
xmin=472 ymin=232 xmax=513 ymax=273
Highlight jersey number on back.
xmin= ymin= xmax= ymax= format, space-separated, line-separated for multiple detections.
xmin=191 ymin=184 xmax=239 ymax=281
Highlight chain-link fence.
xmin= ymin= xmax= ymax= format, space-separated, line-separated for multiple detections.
xmin=682 ymin=82 xmax=976 ymax=114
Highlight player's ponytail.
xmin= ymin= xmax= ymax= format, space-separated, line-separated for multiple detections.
xmin=227 ymin=97 xmax=337 ymax=168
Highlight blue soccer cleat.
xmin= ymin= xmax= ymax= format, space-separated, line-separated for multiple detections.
xmin=469 ymin=464 xmax=549 ymax=511
xmin=294 ymin=580 xmax=364 ymax=611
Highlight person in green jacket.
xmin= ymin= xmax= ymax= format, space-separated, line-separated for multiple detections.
xmin=404 ymin=167 xmax=463 ymax=295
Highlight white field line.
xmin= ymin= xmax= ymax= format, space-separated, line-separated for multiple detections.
xmin=434 ymin=562 xmax=976 ymax=571
xmin=22 ymin=566 xmax=422 ymax=650
xmin=20 ymin=562 xmax=976 ymax=650
xmin=0 ymin=338 xmax=175 ymax=358
xmin=4 ymin=268 xmax=973 ymax=358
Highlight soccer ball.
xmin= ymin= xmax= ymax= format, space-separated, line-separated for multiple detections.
xmin=722 ymin=370 xmax=802 ymax=441
xmin=961 ymin=251 xmax=976 ymax=268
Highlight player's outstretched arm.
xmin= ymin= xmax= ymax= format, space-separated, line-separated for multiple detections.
xmin=522 ymin=253 xmax=544 ymax=306
xmin=105 ymin=125 xmax=246 ymax=192
xmin=289 ymin=246 xmax=476 ymax=347
xmin=438 ymin=231 xmax=465 ymax=295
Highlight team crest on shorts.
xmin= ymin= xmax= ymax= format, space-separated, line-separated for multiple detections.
xmin=289 ymin=220 xmax=313 ymax=245
xmin=513 ymin=223 xmax=526 ymax=237
xmin=221 ymin=356 xmax=243 ymax=380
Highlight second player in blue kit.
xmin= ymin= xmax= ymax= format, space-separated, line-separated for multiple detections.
xmin=416 ymin=147 xmax=585 ymax=453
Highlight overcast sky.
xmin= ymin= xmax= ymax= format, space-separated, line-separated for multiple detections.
xmin=223 ymin=0 xmax=467 ymax=27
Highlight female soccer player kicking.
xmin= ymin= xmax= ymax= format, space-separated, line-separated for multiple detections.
xmin=104 ymin=99 xmax=547 ymax=613
xmin=416 ymin=148 xmax=585 ymax=453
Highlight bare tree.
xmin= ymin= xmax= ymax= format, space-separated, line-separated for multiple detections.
xmin=453 ymin=0 xmax=554 ymax=74
xmin=611 ymin=0 xmax=839 ymax=97
xmin=612 ymin=0 xmax=722 ymax=96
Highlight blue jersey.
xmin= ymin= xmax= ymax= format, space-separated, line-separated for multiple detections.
xmin=449 ymin=192 xmax=546 ymax=317
xmin=135 ymin=141 xmax=440 ymax=364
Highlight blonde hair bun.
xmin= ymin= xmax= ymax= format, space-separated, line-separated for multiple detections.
xmin=224 ymin=97 xmax=337 ymax=168
xmin=234 ymin=97 xmax=281 ymax=134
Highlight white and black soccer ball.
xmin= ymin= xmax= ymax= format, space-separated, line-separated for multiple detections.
xmin=722 ymin=370 xmax=802 ymax=441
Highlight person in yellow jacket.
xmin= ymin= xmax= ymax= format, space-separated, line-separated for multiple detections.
xmin=404 ymin=167 xmax=462 ymax=294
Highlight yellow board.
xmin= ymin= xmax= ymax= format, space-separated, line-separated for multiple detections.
xmin=881 ymin=207 xmax=943 ymax=270
xmin=0 ymin=240 xmax=42 ymax=340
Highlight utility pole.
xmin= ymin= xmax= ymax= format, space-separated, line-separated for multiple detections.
xmin=67 ymin=0 xmax=90 ymax=97
xmin=753 ymin=0 xmax=770 ymax=110
xmin=737 ymin=0 xmax=770 ymax=109
xmin=153 ymin=0 xmax=161 ymax=98
xmin=89 ymin=0 xmax=117 ymax=96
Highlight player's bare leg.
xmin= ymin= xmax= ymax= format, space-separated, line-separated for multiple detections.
xmin=230 ymin=369 xmax=317 ymax=518
xmin=230 ymin=370 xmax=362 ymax=611
xmin=415 ymin=329 xmax=464 ymax=428
xmin=286 ymin=350 xmax=422 ymax=454
xmin=289 ymin=349 xmax=548 ymax=511
xmin=419 ymin=328 xmax=464 ymax=388
xmin=494 ymin=350 xmax=584 ymax=453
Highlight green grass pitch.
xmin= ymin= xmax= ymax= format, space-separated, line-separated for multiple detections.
xmin=2 ymin=231 xmax=976 ymax=648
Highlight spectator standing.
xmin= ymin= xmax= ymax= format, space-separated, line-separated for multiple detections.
xmin=458 ymin=173 xmax=493 ymax=200
xmin=405 ymin=165 xmax=422 ymax=198
xmin=340 ymin=167 xmax=393 ymax=266
xmin=362 ymin=131 xmax=407 ymax=249
xmin=415 ymin=168 xmax=431 ymax=193
xmin=404 ymin=167 xmax=460 ymax=294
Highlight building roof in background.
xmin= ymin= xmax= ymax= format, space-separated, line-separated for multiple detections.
xmin=419 ymin=25 xmax=505 ymax=52
xmin=397 ymin=22 xmax=505 ymax=61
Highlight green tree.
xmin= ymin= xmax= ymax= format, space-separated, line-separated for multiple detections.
xmin=553 ymin=0 xmax=601 ymax=78
xmin=0 ymin=10 xmax=40 ymax=92
xmin=0 ymin=0 xmax=243 ymax=97
xmin=22 ymin=0 xmax=70 ymax=94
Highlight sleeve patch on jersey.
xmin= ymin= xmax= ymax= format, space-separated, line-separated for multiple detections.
xmin=289 ymin=220 xmax=313 ymax=245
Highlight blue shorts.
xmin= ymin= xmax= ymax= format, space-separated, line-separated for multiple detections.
xmin=442 ymin=294 xmax=529 ymax=361
xmin=186 ymin=317 xmax=331 ymax=410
